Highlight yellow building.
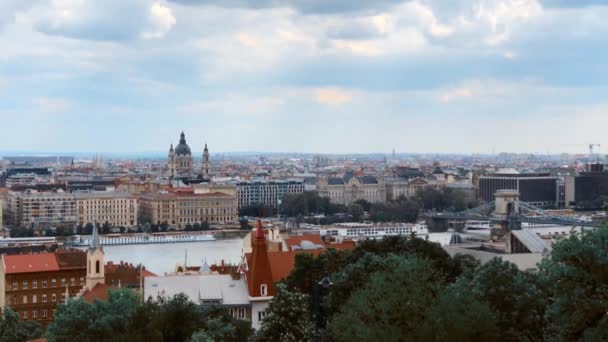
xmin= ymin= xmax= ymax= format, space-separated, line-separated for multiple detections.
xmin=75 ymin=192 xmax=138 ymax=227
xmin=140 ymin=190 xmax=238 ymax=228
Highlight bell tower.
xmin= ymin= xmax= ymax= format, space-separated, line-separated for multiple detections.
xmin=203 ymin=143 xmax=210 ymax=177
xmin=168 ymin=143 xmax=175 ymax=178
xmin=86 ymin=224 xmax=105 ymax=291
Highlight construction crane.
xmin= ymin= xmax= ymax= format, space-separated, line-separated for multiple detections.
xmin=588 ymin=144 xmax=600 ymax=157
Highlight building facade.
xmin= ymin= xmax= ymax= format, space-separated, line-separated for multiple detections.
xmin=75 ymin=192 xmax=138 ymax=227
xmin=317 ymin=174 xmax=387 ymax=205
xmin=139 ymin=190 xmax=238 ymax=227
xmin=168 ymin=132 xmax=194 ymax=178
xmin=478 ymin=174 xmax=558 ymax=207
xmin=0 ymin=250 xmax=86 ymax=327
xmin=6 ymin=191 xmax=77 ymax=228
xmin=235 ymin=180 xmax=304 ymax=209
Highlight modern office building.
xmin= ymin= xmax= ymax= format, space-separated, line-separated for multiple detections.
xmin=139 ymin=189 xmax=238 ymax=227
xmin=565 ymin=163 xmax=608 ymax=209
xmin=235 ymin=179 xmax=304 ymax=209
xmin=477 ymin=173 xmax=558 ymax=207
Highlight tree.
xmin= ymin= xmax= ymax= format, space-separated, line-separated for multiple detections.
xmin=465 ymin=258 xmax=546 ymax=341
xmin=539 ymin=229 xmax=608 ymax=340
xmin=327 ymin=257 xmax=444 ymax=341
xmin=256 ymin=284 xmax=315 ymax=342
xmin=0 ymin=307 xmax=27 ymax=342
xmin=347 ymin=203 xmax=364 ymax=221
xmin=239 ymin=219 xmax=252 ymax=231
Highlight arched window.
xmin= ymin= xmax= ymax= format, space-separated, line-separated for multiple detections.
xmin=260 ymin=284 xmax=268 ymax=296
xmin=96 ymin=260 xmax=100 ymax=274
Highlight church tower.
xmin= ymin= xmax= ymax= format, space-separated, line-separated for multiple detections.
xmin=168 ymin=143 xmax=175 ymax=178
xmin=86 ymin=224 xmax=105 ymax=291
xmin=203 ymin=143 xmax=210 ymax=177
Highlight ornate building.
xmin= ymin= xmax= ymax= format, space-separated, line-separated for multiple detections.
xmin=168 ymin=132 xmax=211 ymax=179
xmin=168 ymin=132 xmax=194 ymax=178
xmin=317 ymin=173 xmax=387 ymax=205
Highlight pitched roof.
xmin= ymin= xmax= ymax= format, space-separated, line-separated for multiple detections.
xmin=3 ymin=253 xmax=59 ymax=274
xmin=245 ymin=249 xmax=323 ymax=284
xmin=82 ymin=283 xmax=112 ymax=303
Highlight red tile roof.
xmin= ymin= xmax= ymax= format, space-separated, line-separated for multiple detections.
xmin=245 ymin=249 xmax=323 ymax=284
xmin=82 ymin=283 xmax=111 ymax=303
xmin=326 ymin=240 xmax=357 ymax=251
xmin=3 ymin=253 xmax=60 ymax=274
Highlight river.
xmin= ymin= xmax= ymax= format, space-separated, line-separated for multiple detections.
xmin=99 ymin=238 xmax=245 ymax=275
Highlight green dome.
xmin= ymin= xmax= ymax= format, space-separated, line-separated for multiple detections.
xmin=175 ymin=132 xmax=192 ymax=155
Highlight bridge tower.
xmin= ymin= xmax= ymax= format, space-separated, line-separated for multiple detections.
xmin=491 ymin=190 xmax=522 ymax=241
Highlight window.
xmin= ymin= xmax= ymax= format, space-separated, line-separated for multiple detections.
xmin=32 ymin=295 xmax=37 ymax=303
xmin=42 ymin=294 xmax=47 ymax=303
xmin=96 ymin=260 xmax=100 ymax=274
xmin=51 ymin=278 xmax=57 ymax=287
xmin=258 ymin=311 xmax=267 ymax=322
xmin=33 ymin=310 xmax=38 ymax=319
xmin=61 ymin=293 xmax=66 ymax=302
xmin=61 ymin=278 xmax=66 ymax=286
xmin=12 ymin=282 xmax=17 ymax=290
xmin=22 ymin=281 xmax=28 ymax=289
xmin=70 ymin=277 xmax=76 ymax=286
xmin=23 ymin=311 xmax=27 ymax=319
xmin=260 ymin=284 xmax=268 ymax=296
xmin=23 ymin=295 xmax=27 ymax=304
xmin=42 ymin=280 xmax=47 ymax=288
xmin=42 ymin=310 xmax=47 ymax=318
xmin=51 ymin=293 xmax=57 ymax=302
xmin=33 ymin=280 xmax=38 ymax=289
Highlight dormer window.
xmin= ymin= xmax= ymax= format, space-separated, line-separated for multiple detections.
xmin=260 ymin=284 xmax=268 ymax=296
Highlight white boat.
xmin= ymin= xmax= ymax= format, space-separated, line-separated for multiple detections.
xmin=72 ymin=233 xmax=216 ymax=246
xmin=320 ymin=222 xmax=429 ymax=240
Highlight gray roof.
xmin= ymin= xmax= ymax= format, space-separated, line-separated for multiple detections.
xmin=144 ymin=274 xmax=250 ymax=306
xmin=511 ymin=229 xmax=547 ymax=253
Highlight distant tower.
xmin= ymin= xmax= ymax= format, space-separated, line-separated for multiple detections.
xmin=168 ymin=143 xmax=175 ymax=178
xmin=86 ymin=224 xmax=105 ymax=291
xmin=203 ymin=143 xmax=210 ymax=177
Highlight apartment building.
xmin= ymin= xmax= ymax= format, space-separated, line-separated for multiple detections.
xmin=6 ymin=191 xmax=77 ymax=228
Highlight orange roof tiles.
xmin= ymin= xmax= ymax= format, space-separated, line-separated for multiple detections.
xmin=82 ymin=283 xmax=111 ymax=303
xmin=3 ymin=253 xmax=60 ymax=274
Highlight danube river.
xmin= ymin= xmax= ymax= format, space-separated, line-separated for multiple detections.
xmin=98 ymin=238 xmax=245 ymax=275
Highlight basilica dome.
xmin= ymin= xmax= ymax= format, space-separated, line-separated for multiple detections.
xmin=174 ymin=132 xmax=192 ymax=155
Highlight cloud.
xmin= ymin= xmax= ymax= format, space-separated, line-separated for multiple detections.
xmin=169 ymin=0 xmax=403 ymax=15
xmin=30 ymin=0 xmax=175 ymax=41
xmin=314 ymin=87 xmax=354 ymax=105
xmin=541 ymin=0 xmax=608 ymax=8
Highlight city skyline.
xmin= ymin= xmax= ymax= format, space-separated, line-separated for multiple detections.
xmin=1 ymin=0 xmax=607 ymax=154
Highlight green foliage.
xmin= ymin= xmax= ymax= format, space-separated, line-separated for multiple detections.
xmin=414 ymin=187 xmax=478 ymax=211
xmin=369 ymin=197 xmax=419 ymax=223
xmin=539 ymin=228 xmax=608 ymax=340
xmin=45 ymin=290 xmax=252 ymax=342
xmin=256 ymin=284 xmax=315 ymax=342
xmin=0 ymin=308 xmax=27 ymax=342
xmin=239 ymin=219 xmax=253 ymax=230
xmin=327 ymin=257 xmax=444 ymax=341
xmin=280 ymin=191 xmax=346 ymax=217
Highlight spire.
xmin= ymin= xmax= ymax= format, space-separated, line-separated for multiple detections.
xmin=204 ymin=143 xmax=208 ymax=152
xmin=180 ymin=131 xmax=186 ymax=144
xmin=90 ymin=223 xmax=100 ymax=249
xmin=255 ymin=219 xmax=265 ymax=240
xmin=169 ymin=143 xmax=174 ymax=152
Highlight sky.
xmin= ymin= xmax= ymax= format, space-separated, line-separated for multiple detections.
xmin=0 ymin=0 xmax=607 ymax=155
